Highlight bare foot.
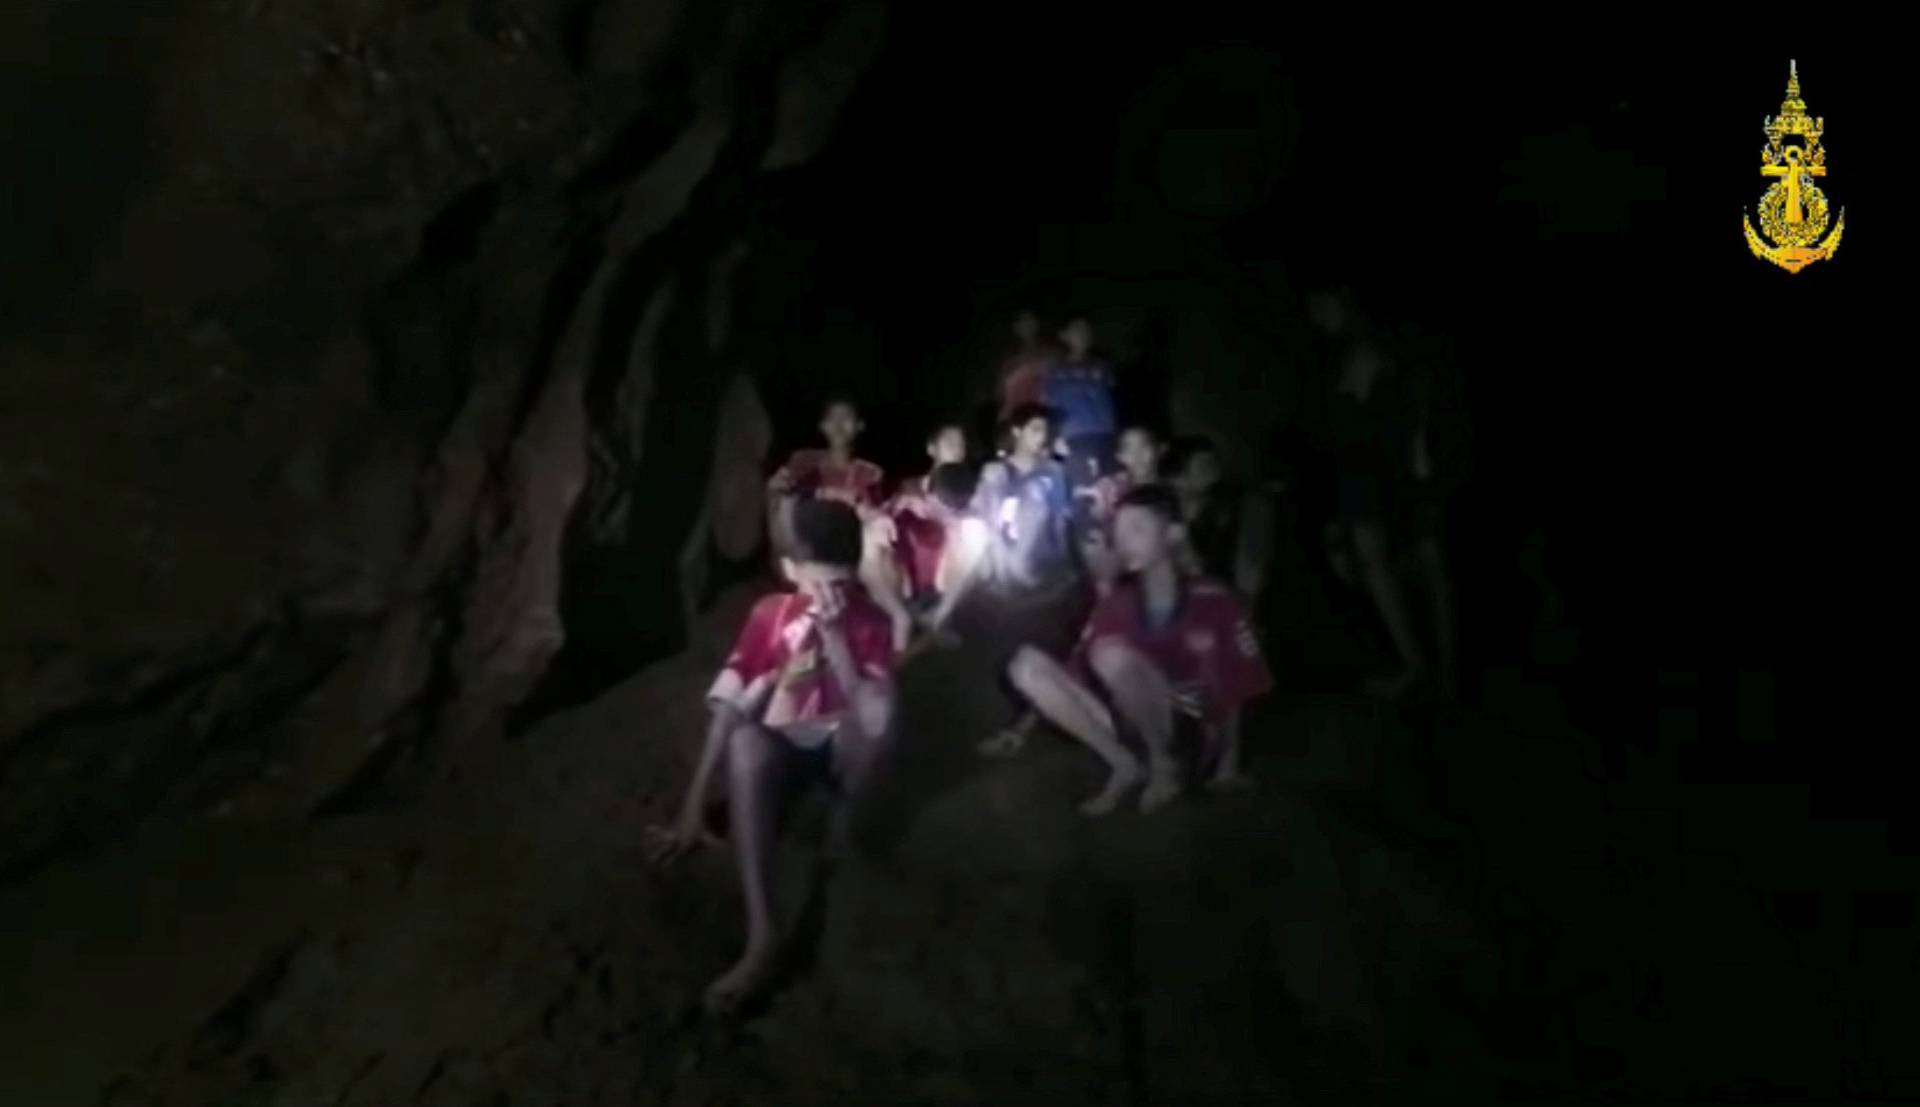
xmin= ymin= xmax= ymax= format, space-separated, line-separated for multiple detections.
xmin=1138 ymin=770 xmax=1183 ymax=814
xmin=1363 ymin=665 xmax=1425 ymax=701
xmin=977 ymin=729 xmax=1028 ymax=759
xmin=702 ymin=944 xmax=780 ymax=1018
xmin=1079 ymin=759 xmax=1145 ymax=816
xmin=1205 ymin=771 xmax=1258 ymax=794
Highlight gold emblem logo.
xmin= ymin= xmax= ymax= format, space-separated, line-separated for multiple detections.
xmin=1743 ymin=61 xmax=1845 ymax=274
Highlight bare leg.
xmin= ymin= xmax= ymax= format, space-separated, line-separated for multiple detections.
xmin=1413 ymin=536 xmax=1457 ymax=699
xmin=825 ymin=683 xmax=895 ymax=856
xmin=1203 ymin=712 xmax=1257 ymax=792
xmin=1087 ymin=640 xmax=1183 ymax=813
xmin=1351 ymin=519 xmax=1427 ymax=699
xmin=1007 ymin=646 xmax=1142 ymax=815
xmin=859 ymin=532 xmax=913 ymax=652
xmin=704 ymin=722 xmax=788 ymax=1016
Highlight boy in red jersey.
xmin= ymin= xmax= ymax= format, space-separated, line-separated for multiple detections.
xmin=893 ymin=463 xmax=992 ymax=645
xmin=887 ymin=424 xmax=984 ymax=625
xmin=767 ymin=395 xmax=887 ymax=513
xmin=766 ymin=395 xmax=910 ymax=649
xmin=1003 ymin=485 xmax=1272 ymax=814
xmin=648 ymin=499 xmax=897 ymax=1016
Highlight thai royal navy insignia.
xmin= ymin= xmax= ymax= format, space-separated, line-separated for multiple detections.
xmin=1743 ymin=61 xmax=1846 ymax=274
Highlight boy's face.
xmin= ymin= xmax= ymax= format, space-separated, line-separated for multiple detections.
xmin=1116 ymin=430 xmax=1158 ymax=479
xmin=1012 ymin=312 xmax=1039 ymax=346
xmin=1179 ymin=450 xmax=1222 ymax=495
xmin=1060 ymin=319 xmax=1092 ymax=354
xmin=1013 ymin=416 xmax=1050 ymax=456
xmin=821 ymin=403 xmax=862 ymax=448
xmin=928 ymin=428 xmax=966 ymax=466
xmin=1113 ymin=505 xmax=1178 ymax=572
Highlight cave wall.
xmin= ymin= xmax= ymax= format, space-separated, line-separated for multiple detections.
xmin=0 ymin=0 xmax=885 ymax=875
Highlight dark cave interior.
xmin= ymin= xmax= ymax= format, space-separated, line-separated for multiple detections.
xmin=2 ymin=6 xmax=1912 ymax=1103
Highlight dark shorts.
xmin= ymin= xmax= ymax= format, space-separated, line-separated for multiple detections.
xmin=770 ymin=727 xmax=844 ymax=792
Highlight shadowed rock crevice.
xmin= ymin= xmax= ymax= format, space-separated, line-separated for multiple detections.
xmin=0 ymin=0 xmax=889 ymax=875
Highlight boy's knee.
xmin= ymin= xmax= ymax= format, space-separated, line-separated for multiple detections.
xmin=1007 ymin=645 xmax=1050 ymax=692
xmin=851 ymin=683 xmax=894 ymax=739
xmin=1086 ymin=637 xmax=1138 ymax=685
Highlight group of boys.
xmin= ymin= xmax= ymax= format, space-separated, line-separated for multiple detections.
xmin=651 ymin=371 xmax=1275 ymax=1015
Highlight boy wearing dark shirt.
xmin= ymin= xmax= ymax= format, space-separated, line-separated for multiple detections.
xmin=1165 ymin=436 xmax=1275 ymax=606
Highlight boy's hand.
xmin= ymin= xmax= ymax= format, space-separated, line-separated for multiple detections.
xmin=863 ymin=511 xmax=898 ymax=546
xmin=802 ymin=577 xmax=848 ymax=625
xmin=645 ymin=815 xmax=719 ymax=866
xmin=767 ymin=468 xmax=796 ymax=496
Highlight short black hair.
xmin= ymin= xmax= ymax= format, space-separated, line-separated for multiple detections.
xmin=927 ymin=462 xmax=977 ymax=512
xmin=1004 ymin=402 xmax=1055 ymax=433
xmin=820 ymin=393 xmax=862 ymax=421
xmin=1115 ymin=483 xmax=1181 ymax=525
xmin=926 ymin=422 xmax=966 ymax=447
xmin=789 ymin=499 xmax=864 ymax=569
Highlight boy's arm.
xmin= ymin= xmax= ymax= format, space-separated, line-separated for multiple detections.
xmin=927 ymin=517 xmax=991 ymax=628
xmin=658 ymin=701 xmax=741 ymax=841
xmin=768 ymin=449 xmax=813 ymax=495
xmin=803 ymin=580 xmax=892 ymax=738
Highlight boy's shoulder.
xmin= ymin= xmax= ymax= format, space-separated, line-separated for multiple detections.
xmin=849 ymin=457 xmax=885 ymax=482
xmin=738 ymin=589 xmax=799 ymax=633
xmin=1186 ymin=579 xmax=1251 ymax=620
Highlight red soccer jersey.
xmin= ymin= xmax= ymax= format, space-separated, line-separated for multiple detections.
xmin=893 ymin=511 xmax=948 ymax=598
xmin=1071 ymin=577 xmax=1272 ymax=723
xmin=886 ymin=474 xmax=948 ymax=598
xmin=777 ymin=449 xmax=886 ymax=509
xmin=706 ymin=582 xmax=897 ymax=746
